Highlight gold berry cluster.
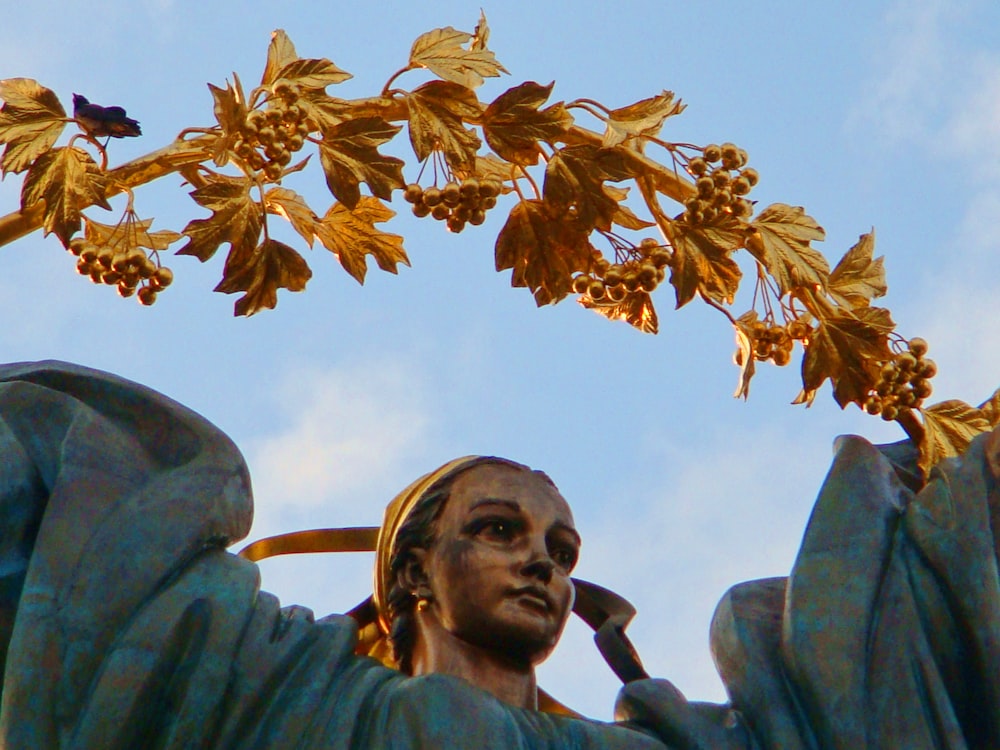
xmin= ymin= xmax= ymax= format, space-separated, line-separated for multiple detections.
xmin=865 ymin=338 xmax=936 ymax=420
xmin=233 ymin=81 xmax=310 ymax=181
xmin=736 ymin=319 xmax=811 ymax=368
xmin=573 ymin=238 xmax=671 ymax=301
xmin=403 ymin=178 xmax=502 ymax=233
xmin=69 ymin=237 xmax=173 ymax=305
xmin=683 ymin=143 xmax=757 ymax=224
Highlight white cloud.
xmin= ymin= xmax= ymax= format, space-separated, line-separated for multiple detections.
xmin=852 ymin=0 xmax=950 ymax=142
xmin=854 ymin=0 xmax=1000 ymax=182
xmin=538 ymin=425 xmax=828 ymax=719
xmin=911 ymin=281 xmax=1000 ymax=404
xmin=942 ymin=58 xmax=1000 ymax=180
xmin=246 ymin=359 xmax=433 ymax=538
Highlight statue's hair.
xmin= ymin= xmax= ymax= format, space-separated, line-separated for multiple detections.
xmin=385 ymin=458 xmax=556 ymax=673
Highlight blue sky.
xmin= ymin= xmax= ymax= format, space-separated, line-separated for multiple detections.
xmin=3 ymin=0 xmax=1000 ymax=719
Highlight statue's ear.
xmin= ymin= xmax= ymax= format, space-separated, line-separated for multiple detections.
xmin=397 ymin=547 xmax=429 ymax=595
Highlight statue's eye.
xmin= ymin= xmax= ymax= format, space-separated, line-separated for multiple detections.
xmin=551 ymin=546 xmax=577 ymax=571
xmin=473 ymin=517 xmax=519 ymax=541
xmin=485 ymin=519 xmax=514 ymax=539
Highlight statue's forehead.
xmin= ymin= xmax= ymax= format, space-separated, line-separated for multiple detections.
xmin=443 ymin=464 xmax=575 ymax=525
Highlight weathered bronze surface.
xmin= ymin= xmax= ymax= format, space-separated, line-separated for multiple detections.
xmin=1 ymin=360 xmax=998 ymax=748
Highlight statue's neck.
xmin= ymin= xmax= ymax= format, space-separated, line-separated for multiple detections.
xmin=410 ymin=616 xmax=538 ymax=710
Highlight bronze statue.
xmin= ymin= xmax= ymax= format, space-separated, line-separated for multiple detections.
xmin=1 ymin=359 xmax=999 ymax=749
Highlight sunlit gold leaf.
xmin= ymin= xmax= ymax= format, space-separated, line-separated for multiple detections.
xmin=978 ymin=386 xmax=1000 ymax=427
xmin=602 ymin=91 xmax=684 ymax=148
xmin=21 ymin=146 xmax=110 ymax=246
xmin=732 ymin=310 xmax=760 ymax=399
xmin=314 ymin=197 xmax=408 ymax=284
xmin=495 ymin=199 xmax=593 ymax=305
xmin=297 ymin=89 xmax=352 ymax=134
xmin=318 ymin=117 xmax=405 ymax=208
xmin=178 ymin=176 xmax=262 ymax=262
xmin=747 ymin=204 xmax=828 ymax=296
xmin=406 ymin=80 xmax=481 ymax=171
xmin=668 ymin=218 xmax=743 ymax=308
xmin=458 ymin=154 xmax=518 ymax=186
xmin=800 ymin=306 xmax=894 ymax=408
xmin=265 ymin=186 xmax=318 ymax=247
xmin=208 ymin=80 xmax=247 ymax=166
xmin=215 ymin=238 xmax=312 ymax=316
xmin=602 ymin=184 xmax=654 ymax=229
xmin=471 ymin=10 xmax=491 ymax=51
xmin=482 ymin=81 xmax=573 ymax=166
xmin=544 ymin=144 xmax=633 ymax=231
xmin=261 ymin=30 xmax=298 ymax=86
xmin=919 ymin=400 xmax=991 ymax=477
xmin=0 ymin=78 xmax=67 ymax=175
xmin=273 ymin=58 xmax=352 ymax=90
xmin=210 ymin=80 xmax=246 ymax=135
xmin=145 ymin=229 xmax=184 ymax=251
xmin=409 ymin=21 xmax=508 ymax=89
xmin=579 ymin=290 xmax=658 ymax=333
xmin=828 ymin=230 xmax=886 ymax=309
xmin=83 ymin=214 xmax=181 ymax=254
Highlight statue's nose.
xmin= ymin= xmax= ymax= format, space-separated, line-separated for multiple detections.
xmin=521 ymin=555 xmax=555 ymax=584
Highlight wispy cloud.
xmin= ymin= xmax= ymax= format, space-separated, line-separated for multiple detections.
xmin=538 ymin=426 xmax=828 ymax=718
xmin=941 ymin=57 xmax=1000 ymax=180
xmin=246 ymin=359 xmax=433 ymax=538
xmin=851 ymin=0 xmax=950 ymax=142
xmin=854 ymin=0 xmax=1000 ymax=182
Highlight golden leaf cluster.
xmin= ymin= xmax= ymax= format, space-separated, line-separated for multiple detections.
xmin=0 ymin=15 xmax=997 ymax=481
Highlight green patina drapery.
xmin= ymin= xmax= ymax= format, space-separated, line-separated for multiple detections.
xmin=0 ymin=360 xmax=997 ymax=749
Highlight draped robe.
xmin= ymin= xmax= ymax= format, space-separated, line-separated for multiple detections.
xmin=1 ymin=360 xmax=998 ymax=749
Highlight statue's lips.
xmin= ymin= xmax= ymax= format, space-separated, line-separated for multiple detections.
xmin=508 ymin=585 xmax=553 ymax=612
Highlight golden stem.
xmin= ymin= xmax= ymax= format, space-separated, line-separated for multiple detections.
xmin=0 ymin=95 xmax=698 ymax=249
xmin=0 ymin=137 xmax=213 ymax=248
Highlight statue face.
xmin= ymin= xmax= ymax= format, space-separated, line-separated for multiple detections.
xmin=419 ymin=464 xmax=580 ymax=667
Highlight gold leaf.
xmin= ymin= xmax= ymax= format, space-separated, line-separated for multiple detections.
xmin=409 ymin=20 xmax=508 ymax=89
xmin=668 ymin=218 xmax=743 ymax=308
xmin=495 ymin=199 xmax=593 ymax=305
xmin=297 ymin=89 xmax=352 ymax=134
xmin=978 ymin=386 xmax=1000 ymax=427
xmin=145 ymin=229 xmax=184 ymax=251
xmin=612 ymin=202 xmax=655 ymax=230
xmin=178 ymin=176 xmax=262 ymax=262
xmin=214 ymin=238 xmax=312 ymax=316
xmin=83 ymin=214 xmax=181 ymax=253
xmin=314 ymin=197 xmax=408 ymax=284
xmin=273 ymin=58 xmax=352 ymax=90
xmin=919 ymin=400 xmax=992 ymax=477
xmin=828 ymin=230 xmax=887 ymax=309
xmin=800 ymin=306 xmax=894 ymax=408
xmin=481 ymin=81 xmax=573 ymax=166
xmin=0 ymin=78 xmax=67 ymax=175
xmin=265 ymin=186 xmax=318 ymax=247
xmin=318 ymin=117 xmax=405 ymax=208
xmin=406 ymin=80 xmax=482 ymax=171
xmin=209 ymin=80 xmax=247 ymax=136
xmin=747 ymin=204 xmax=828 ymax=296
xmin=261 ymin=30 xmax=299 ymax=86
xmin=579 ymin=290 xmax=659 ymax=333
xmin=21 ymin=146 xmax=110 ymax=246
xmin=208 ymin=80 xmax=247 ymax=166
xmin=543 ymin=144 xmax=633 ymax=231
xmin=471 ymin=10 xmax=491 ymax=51
xmin=602 ymin=91 xmax=684 ymax=148
xmin=732 ymin=310 xmax=760 ymax=399
xmin=459 ymin=154 xmax=518 ymax=185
